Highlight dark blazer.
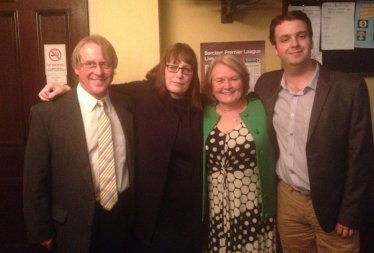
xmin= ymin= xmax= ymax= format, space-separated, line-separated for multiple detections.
xmin=110 ymin=80 xmax=205 ymax=248
xmin=255 ymin=63 xmax=373 ymax=232
xmin=23 ymin=86 xmax=135 ymax=252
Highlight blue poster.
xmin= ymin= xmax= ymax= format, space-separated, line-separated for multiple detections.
xmin=354 ymin=0 xmax=374 ymax=48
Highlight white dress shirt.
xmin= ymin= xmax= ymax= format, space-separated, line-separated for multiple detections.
xmin=77 ymin=84 xmax=129 ymax=199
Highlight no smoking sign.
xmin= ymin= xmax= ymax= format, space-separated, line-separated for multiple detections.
xmin=49 ymin=48 xmax=62 ymax=61
xmin=44 ymin=44 xmax=67 ymax=84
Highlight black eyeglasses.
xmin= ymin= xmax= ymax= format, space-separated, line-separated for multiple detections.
xmin=80 ymin=61 xmax=112 ymax=71
xmin=166 ymin=65 xmax=193 ymax=75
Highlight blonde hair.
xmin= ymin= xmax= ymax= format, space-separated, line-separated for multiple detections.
xmin=203 ymin=54 xmax=249 ymax=102
xmin=71 ymin=34 xmax=118 ymax=70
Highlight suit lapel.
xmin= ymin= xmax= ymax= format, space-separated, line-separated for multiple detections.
xmin=259 ymin=71 xmax=283 ymax=148
xmin=61 ymin=87 xmax=94 ymax=193
xmin=257 ymin=71 xmax=283 ymax=122
xmin=307 ymin=65 xmax=331 ymax=141
xmin=108 ymin=90 xmax=134 ymax=185
xmin=263 ymin=67 xmax=332 ymax=144
xmin=109 ymin=91 xmax=133 ymax=140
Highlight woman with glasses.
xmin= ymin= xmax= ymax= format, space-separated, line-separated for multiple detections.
xmin=39 ymin=43 xmax=207 ymax=252
xmin=121 ymin=43 xmax=206 ymax=252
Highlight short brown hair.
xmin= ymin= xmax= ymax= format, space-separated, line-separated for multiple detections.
xmin=269 ymin=11 xmax=313 ymax=45
xmin=203 ymin=54 xmax=249 ymax=102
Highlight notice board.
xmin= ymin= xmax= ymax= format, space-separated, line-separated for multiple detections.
xmin=282 ymin=0 xmax=374 ymax=76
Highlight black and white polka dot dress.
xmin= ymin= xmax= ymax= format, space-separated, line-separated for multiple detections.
xmin=206 ymin=122 xmax=276 ymax=253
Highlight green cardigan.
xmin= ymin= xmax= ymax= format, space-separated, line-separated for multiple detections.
xmin=202 ymin=97 xmax=276 ymax=221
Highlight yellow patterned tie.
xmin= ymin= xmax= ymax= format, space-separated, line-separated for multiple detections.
xmin=97 ymin=100 xmax=117 ymax=210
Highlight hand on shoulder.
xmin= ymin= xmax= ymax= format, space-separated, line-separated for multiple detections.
xmin=39 ymin=83 xmax=71 ymax=101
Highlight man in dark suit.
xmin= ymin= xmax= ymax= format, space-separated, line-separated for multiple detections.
xmin=255 ymin=11 xmax=373 ymax=252
xmin=23 ymin=35 xmax=134 ymax=252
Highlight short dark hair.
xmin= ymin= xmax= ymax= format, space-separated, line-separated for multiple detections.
xmin=269 ymin=11 xmax=313 ymax=45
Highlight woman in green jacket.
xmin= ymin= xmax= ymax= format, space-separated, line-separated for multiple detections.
xmin=203 ymin=54 xmax=277 ymax=253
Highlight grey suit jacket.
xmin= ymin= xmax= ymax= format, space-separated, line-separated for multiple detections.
xmin=23 ymin=86 xmax=134 ymax=252
xmin=255 ymin=63 xmax=373 ymax=232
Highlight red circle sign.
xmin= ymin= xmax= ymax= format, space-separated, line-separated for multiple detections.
xmin=49 ymin=48 xmax=62 ymax=61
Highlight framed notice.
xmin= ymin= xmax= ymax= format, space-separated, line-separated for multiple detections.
xmin=44 ymin=44 xmax=68 ymax=84
xmin=200 ymin=41 xmax=265 ymax=91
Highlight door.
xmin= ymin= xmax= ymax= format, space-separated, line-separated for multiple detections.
xmin=0 ymin=0 xmax=88 ymax=251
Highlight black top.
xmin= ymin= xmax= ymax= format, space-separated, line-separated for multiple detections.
xmin=110 ymin=80 xmax=206 ymax=252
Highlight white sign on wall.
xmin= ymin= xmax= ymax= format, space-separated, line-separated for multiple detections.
xmin=44 ymin=44 xmax=67 ymax=84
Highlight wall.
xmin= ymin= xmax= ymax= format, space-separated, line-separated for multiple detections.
xmin=157 ymin=0 xmax=374 ymax=129
xmin=90 ymin=0 xmax=374 ymax=128
xmin=158 ymin=0 xmax=282 ymax=74
xmin=88 ymin=0 xmax=160 ymax=83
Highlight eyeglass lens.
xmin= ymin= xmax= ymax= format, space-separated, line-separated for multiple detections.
xmin=167 ymin=65 xmax=193 ymax=75
xmin=81 ymin=62 xmax=111 ymax=70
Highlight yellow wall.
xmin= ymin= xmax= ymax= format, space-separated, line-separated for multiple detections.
xmin=157 ymin=0 xmax=374 ymax=129
xmin=91 ymin=0 xmax=374 ymax=128
xmin=158 ymin=0 xmax=282 ymax=73
xmin=89 ymin=0 xmax=160 ymax=83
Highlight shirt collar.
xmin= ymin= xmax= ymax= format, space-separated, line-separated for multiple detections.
xmin=77 ymin=83 xmax=112 ymax=112
xmin=279 ymin=63 xmax=320 ymax=94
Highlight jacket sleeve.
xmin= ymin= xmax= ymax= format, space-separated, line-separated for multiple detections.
xmin=23 ymin=105 xmax=55 ymax=243
xmin=338 ymin=78 xmax=373 ymax=229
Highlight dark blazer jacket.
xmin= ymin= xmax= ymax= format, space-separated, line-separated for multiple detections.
xmin=23 ymin=86 xmax=135 ymax=252
xmin=110 ymin=80 xmax=205 ymax=246
xmin=255 ymin=63 xmax=373 ymax=232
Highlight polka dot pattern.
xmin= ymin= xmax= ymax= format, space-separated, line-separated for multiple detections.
xmin=206 ymin=122 xmax=276 ymax=253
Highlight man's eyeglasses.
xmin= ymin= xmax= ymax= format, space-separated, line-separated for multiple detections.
xmin=80 ymin=61 xmax=112 ymax=71
xmin=166 ymin=65 xmax=193 ymax=75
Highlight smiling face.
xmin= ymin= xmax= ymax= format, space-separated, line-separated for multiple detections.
xmin=74 ymin=42 xmax=114 ymax=99
xmin=272 ymin=20 xmax=313 ymax=69
xmin=211 ymin=63 xmax=244 ymax=106
xmin=164 ymin=60 xmax=193 ymax=99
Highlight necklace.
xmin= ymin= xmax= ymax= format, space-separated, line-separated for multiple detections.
xmin=216 ymin=101 xmax=246 ymax=122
